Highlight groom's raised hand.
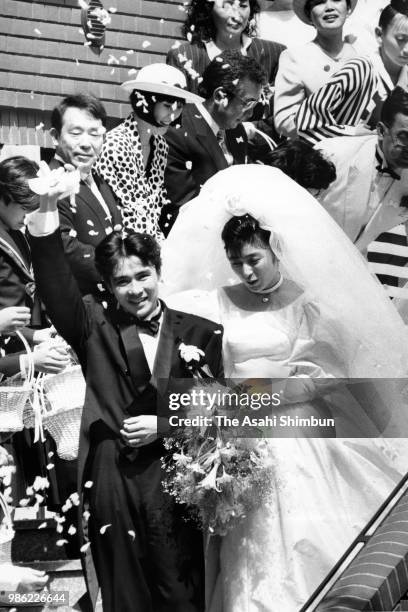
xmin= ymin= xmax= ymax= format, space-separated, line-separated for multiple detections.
xmin=120 ymin=415 xmax=158 ymax=448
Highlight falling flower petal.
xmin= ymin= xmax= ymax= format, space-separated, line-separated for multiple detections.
xmin=56 ymin=524 xmax=64 ymax=533
xmin=100 ymin=523 xmax=111 ymax=534
xmin=56 ymin=539 xmax=68 ymax=546
xmin=126 ymin=49 xmax=134 ymax=54
xmin=142 ymin=41 xmax=151 ymax=49
xmin=38 ymin=522 xmax=47 ymax=529
xmin=84 ymin=480 xmax=93 ymax=488
xmin=19 ymin=498 xmax=29 ymax=507
xmin=128 ymin=530 xmax=136 ymax=540
xmin=185 ymin=161 xmax=192 ymax=170
xmin=78 ymin=0 xmax=89 ymax=8
xmin=69 ymin=229 xmax=78 ymax=238
xmin=68 ymin=525 xmax=77 ymax=535
xmin=128 ymin=68 xmax=137 ymax=75
xmin=81 ymin=542 xmax=91 ymax=553
xmin=34 ymin=28 xmax=42 ymax=36
xmin=108 ymin=6 xmax=117 ymax=12
xmin=83 ymin=510 xmax=91 ymax=521
xmin=46 ymin=463 xmax=55 ymax=470
xmin=35 ymin=122 xmax=44 ymax=131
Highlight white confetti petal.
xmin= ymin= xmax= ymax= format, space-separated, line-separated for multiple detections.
xmin=88 ymin=230 xmax=99 ymax=236
xmin=78 ymin=0 xmax=89 ymax=8
xmin=69 ymin=229 xmax=78 ymax=238
xmin=68 ymin=525 xmax=77 ymax=535
xmin=80 ymin=542 xmax=91 ymax=553
xmin=83 ymin=510 xmax=91 ymax=521
xmin=126 ymin=49 xmax=134 ymax=54
xmin=46 ymin=463 xmax=55 ymax=470
xmin=120 ymin=55 xmax=127 ymax=62
xmin=128 ymin=530 xmax=136 ymax=540
xmin=35 ymin=122 xmax=44 ymax=131
xmin=128 ymin=68 xmax=137 ymax=75
xmin=100 ymin=523 xmax=111 ymax=534
xmin=142 ymin=41 xmax=151 ymax=49
xmin=84 ymin=480 xmax=94 ymax=488
xmin=34 ymin=28 xmax=42 ymax=36
xmin=108 ymin=6 xmax=117 ymax=12
xmin=38 ymin=522 xmax=47 ymax=529
xmin=185 ymin=161 xmax=192 ymax=170
xmin=56 ymin=524 xmax=64 ymax=533
xmin=56 ymin=539 xmax=68 ymax=547
xmin=19 ymin=498 xmax=29 ymax=507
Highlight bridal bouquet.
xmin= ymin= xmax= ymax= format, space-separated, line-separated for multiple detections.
xmin=162 ymin=379 xmax=275 ymax=536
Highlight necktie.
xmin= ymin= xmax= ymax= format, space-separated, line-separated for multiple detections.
xmin=216 ymin=130 xmax=234 ymax=166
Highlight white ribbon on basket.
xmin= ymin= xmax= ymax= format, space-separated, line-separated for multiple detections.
xmin=15 ymin=331 xmax=46 ymax=444
xmin=0 ymin=488 xmax=14 ymax=541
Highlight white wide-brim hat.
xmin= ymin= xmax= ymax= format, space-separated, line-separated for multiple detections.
xmin=121 ymin=63 xmax=204 ymax=105
xmin=293 ymin=0 xmax=358 ymax=25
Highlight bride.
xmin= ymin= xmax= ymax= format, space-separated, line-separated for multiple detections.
xmin=161 ymin=164 xmax=408 ymax=611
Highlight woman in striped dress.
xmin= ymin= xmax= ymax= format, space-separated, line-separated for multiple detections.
xmin=296 ymin=0 xmax=408 ymax=143
xmin=273 ymin=0 xmax=359 ymax=139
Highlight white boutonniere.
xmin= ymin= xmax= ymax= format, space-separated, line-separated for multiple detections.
xmin=178 ymin=342 xmax=205 ymax=368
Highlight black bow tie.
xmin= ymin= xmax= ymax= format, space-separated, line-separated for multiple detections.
xmin=135 ymin=312 xmax=161 ymax=336
xmin=376 ymin=164 xmax=401 ymax=181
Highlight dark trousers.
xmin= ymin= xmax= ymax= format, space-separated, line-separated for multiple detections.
xmin=88 ymin=437 xmax=202 ymax=612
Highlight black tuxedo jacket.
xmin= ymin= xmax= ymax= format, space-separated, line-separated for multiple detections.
xmin=164 ymin=104 xmax=248 ymax=214
xmin=30 ymin=228 xmax=224 ymax=604
xmin=49 ymin=157 xmax=122 ymax=295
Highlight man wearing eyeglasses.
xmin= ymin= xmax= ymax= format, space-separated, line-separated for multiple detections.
xmin=163 ymin=50 xmax=266 ymax=234
xmin=315 ymin=87 xmax=408 ymax=298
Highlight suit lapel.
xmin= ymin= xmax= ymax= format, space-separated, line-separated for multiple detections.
xmin=152 ymin=308 xmax=176 ymax=394
xmin=0 ymin=227 xmax=32 ymax=280
xmin=117 ymin=319 xmax=151 ymax=392
xmin=188 ymin=108 xmax=228 ymax=170
xmin=345 ymin=139 xmax=378 ymax=242
xmin=93 ymin=174 xmax=121 ymax=225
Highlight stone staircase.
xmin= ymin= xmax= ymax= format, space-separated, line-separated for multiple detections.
xmin=0 ymin=512 xmax=90 ymax=612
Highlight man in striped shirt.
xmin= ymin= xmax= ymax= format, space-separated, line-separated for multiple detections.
xmin=316 ymin=87 xmax=408 ymax=298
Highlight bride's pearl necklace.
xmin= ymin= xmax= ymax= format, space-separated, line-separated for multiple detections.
xmin=257 ymin=274 xmax=283 ymax=303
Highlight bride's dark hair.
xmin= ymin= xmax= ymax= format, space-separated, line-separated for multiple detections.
xmin=221 ymin=214 xmax=271 ymax=254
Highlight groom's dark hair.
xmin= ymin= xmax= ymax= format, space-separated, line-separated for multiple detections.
xmin=222 ymin=215 xmax=271 ymax=255
xmin=95 ymin=230 xmax=162 ymax=283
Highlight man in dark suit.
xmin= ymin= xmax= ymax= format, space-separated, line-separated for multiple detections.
xmin=163 ymin=51 xmax=266 ymax=233
xmin=28 ymin=181 xmax=224 ymax=612
xmin=49 ymin=94 xmax=122 ymax=295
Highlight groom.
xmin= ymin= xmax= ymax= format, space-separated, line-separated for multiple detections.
xmin=27 ymin=188 xmax=224 ymax=611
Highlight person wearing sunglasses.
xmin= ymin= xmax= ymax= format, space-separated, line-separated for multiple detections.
xmin=164 ymin=50 xmax=266 ymax=233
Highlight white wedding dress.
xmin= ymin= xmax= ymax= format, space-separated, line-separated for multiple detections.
xmin=168 ymin=281 xmax=408 ymax=612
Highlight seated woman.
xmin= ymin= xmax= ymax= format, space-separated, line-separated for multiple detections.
xmin=274 ymin=0 xmax=359 ymax=138
xmin=295 ymin=0 xmax=408 ymax=142
xmin=96 ymin=64 xmax=202 ymax=242
xmin=162 ymin=163 xmax=408 ymax=611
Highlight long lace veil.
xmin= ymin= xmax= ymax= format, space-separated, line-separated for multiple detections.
xmin=161 ymin=165 xmax=408 ymax=434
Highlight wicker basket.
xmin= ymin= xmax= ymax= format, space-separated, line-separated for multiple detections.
xmin=42 ymin=366 xmax=86 ymax=460
xmin=0 ymin=331 xmax=34 ymax=433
